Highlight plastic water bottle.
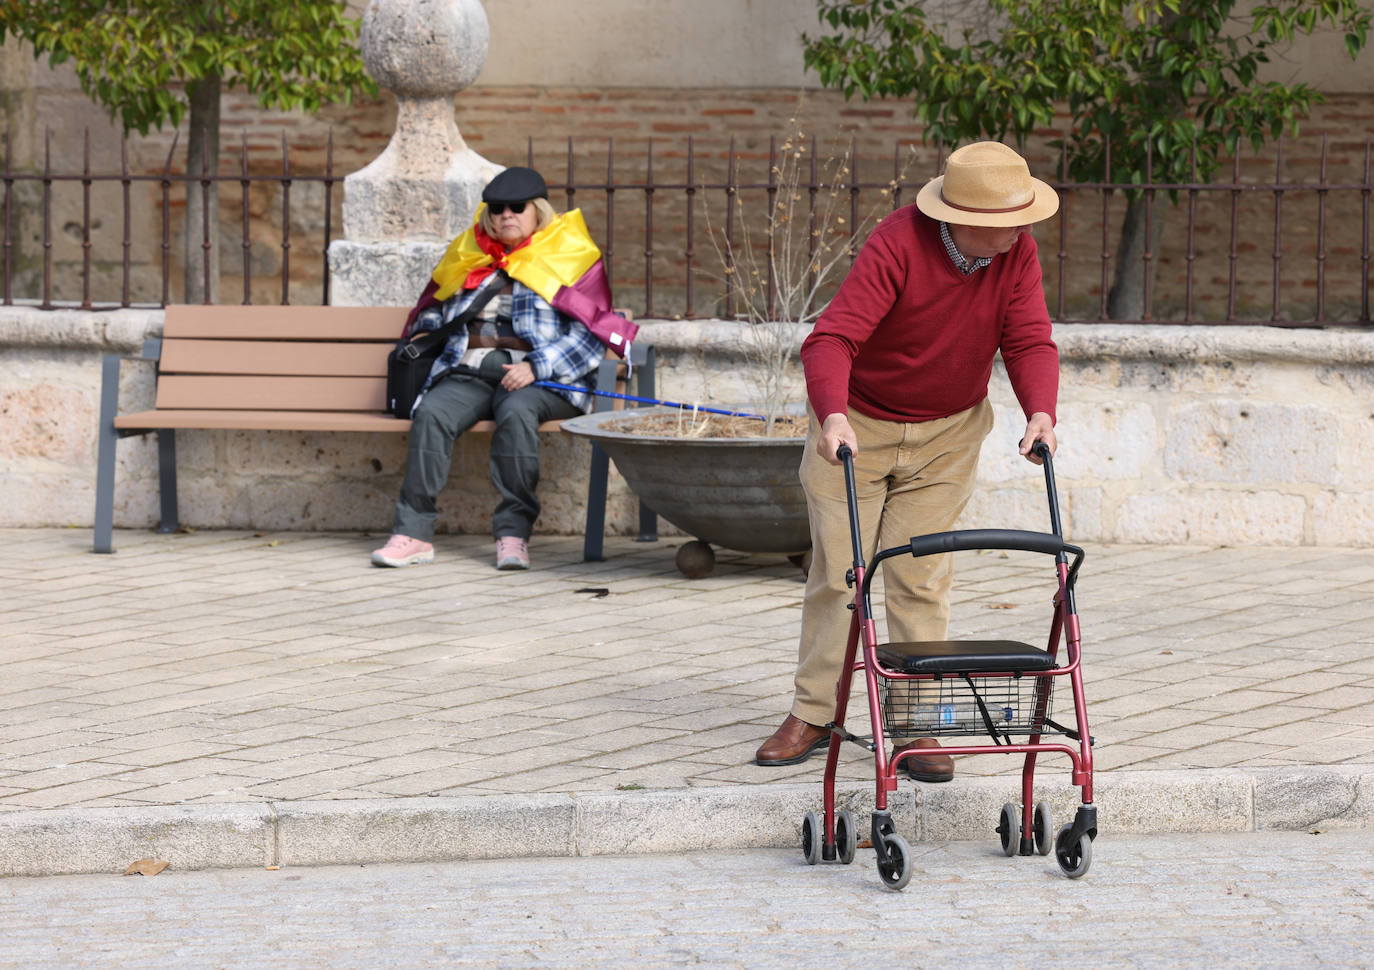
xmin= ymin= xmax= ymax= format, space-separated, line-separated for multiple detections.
xmin=909 ymin=701 xmax=1021 ymax=731
xmin=909 ymin=703 xmax=975 ymax=730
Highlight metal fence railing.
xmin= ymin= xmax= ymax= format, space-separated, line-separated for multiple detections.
xmin=4 ymin=129 xmax=1370 ymax=327
xmin=2 ymin=128 xmax=340 ymax=310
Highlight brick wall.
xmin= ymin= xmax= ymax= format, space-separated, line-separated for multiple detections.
xmin=11 ymin=85 xmax=1374 ymax=322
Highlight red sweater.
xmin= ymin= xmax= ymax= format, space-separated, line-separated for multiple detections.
xmin=801 ymin=207 xmax=1059 ymax=424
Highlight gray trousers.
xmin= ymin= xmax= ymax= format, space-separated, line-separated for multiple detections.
xmin=393 ymin=376 xmax=581 ymax=541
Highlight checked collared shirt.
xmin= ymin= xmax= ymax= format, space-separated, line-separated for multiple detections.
xmin=410 ymin=279 xmax=604 ymax=412
xmin=939 ymin=221 xmax=993 ymax=276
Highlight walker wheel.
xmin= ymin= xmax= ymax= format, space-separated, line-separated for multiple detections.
xmin=1055 ymin=824 xmax=1093 ymax=878
xmin=996 ymin=802 xmax=1018 ymax=857
xmin=1033 ymin=802 xmax=1054 ymax=856
xmin=801 ymin=810 xmax=822 ymax=865
xmin=876 ymin=833 xmax=912 ymax=890
xmin=835 ymin=810 xmax=857 ymax=865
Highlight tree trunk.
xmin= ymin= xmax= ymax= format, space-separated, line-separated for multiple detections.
xmin=183 ymin=75 xmax=221 ymax=305
xmin=1107 ymin=194 xmax=1172 ymax=321
xmin=1106 ymin=3 xmax=1186 ymax=321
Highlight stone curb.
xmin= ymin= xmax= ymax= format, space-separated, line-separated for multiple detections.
xmin=0 ymin=305 xmax=162 ymax=351
xmin=1 ymin=765 xmax=1369 ymax=878
xmin=639 ymin=319 xmax=1374 ymax=366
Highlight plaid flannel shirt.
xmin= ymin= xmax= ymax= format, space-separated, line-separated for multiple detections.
xmin=410 ymin=279 xmax=604 ymax=413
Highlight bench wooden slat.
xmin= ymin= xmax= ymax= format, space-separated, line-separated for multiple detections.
xmin=155 ymin=374 xmax=387 ymax=411
xmin=112 ymin=409 xmax=566 ymax=433
xmin=159 ymin=338 xmax=393 ymax=377
xmin=164 ymin=304 xmax=409 ymax=340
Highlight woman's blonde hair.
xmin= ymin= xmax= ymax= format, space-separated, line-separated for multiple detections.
xmin=478 ymin=197 xmax=558 ymax=239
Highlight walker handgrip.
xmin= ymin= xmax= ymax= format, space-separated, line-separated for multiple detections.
xmin=1027 ymin=440 xmax=1064 ymax=538
xmin=837 ymin=445 xmax=864 ymax=569
xmin=907 ymin=529 xmax=1078 ymax=560
xmin=864 ymin=529 xmax=1086 ymax=600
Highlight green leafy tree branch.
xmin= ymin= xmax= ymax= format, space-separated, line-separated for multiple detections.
xmin=1 ymin=0 xmax=377 ymax=302
xmin=802 ymin=0 xmax=1369 ymax=319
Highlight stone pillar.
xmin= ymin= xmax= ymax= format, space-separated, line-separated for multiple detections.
xmin=328 ymin=0 xmax=502 ymax=307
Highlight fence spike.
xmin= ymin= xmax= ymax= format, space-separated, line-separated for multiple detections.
xmin=241 ymin=132 xmax=252 ymax=305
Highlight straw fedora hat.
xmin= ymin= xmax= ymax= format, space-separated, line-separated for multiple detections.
xmin=916 ymin=142 xmax=1059 ymax=227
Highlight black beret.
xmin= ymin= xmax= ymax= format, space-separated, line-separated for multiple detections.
xmin=482 ymin=167 xmax=548 ymax=204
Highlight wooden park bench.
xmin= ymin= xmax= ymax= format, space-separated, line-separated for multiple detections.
xmin=93 ymin=304 xmax=657 ymax=558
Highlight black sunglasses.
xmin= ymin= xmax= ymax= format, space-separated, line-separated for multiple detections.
xmin=487 ymin=201 xmax=527 ymax=215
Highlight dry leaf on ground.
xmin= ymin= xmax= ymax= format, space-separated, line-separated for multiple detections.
xmin=123 ymin=859 xmax=169 ymax=876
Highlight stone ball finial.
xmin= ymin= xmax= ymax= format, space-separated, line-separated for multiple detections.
xmin=333 ymin=0 xmax=501 ymax=301
xmin=360 ymin=0 xmax=490 ymax=98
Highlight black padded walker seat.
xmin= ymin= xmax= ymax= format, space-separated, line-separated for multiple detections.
xmin=876 ymin=640 xmax=1058 ymax=675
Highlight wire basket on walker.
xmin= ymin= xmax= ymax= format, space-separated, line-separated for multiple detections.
xmin=800 ymin=441 xmax=1096 ymax=889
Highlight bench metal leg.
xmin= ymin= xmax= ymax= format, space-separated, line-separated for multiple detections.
xmin=582 ymin=358 xmax=620 ymax=562
xmin=583 ymin=441 xmax=611 ymax=562
xmin=637 ymin=499 xmax=659 ymax=542
xmin=633 ymin=348 xmax=658 ymax=542
xmin=93 ymin=354 xmax=122 ymax=554
xmin=156 ymin=429 xmax=178 ymax=534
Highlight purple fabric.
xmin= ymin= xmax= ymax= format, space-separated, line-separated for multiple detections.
xmin=402 ymin=279 xmax=441 ymax=339
xmin=550 ymin=259 xmax=638 ymax=358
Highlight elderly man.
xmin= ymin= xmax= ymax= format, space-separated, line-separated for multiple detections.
xmin=755 ymin=142 xmax=1062 ymax=781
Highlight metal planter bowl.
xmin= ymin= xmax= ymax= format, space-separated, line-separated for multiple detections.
xmin=562 ymin=406 xmax=811 ymax=559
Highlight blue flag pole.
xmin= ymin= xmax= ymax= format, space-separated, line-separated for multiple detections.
xmin=534 ymin=381 xmax=766 ymax=420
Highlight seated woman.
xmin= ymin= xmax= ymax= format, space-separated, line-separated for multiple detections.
xmin=371 ymin=166 xmax=632 ymax=571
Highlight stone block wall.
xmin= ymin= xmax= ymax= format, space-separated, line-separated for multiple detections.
xmin=616 ymin=321 xmax=1374 ymax=548
xmin=971 ymin=327 xmax=1374 ymax=546
xmin=5 ymin=307 xmax=1368 ymax=548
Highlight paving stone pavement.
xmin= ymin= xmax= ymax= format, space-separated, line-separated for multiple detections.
xmin=0 ymin=527 xmax=1372 ymax=873
xmin=2 ymin=830 xmax=1371 ymax=969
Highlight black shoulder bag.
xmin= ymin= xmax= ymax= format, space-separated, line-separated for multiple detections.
xmin=386 ymin=269 xmax=509 ymax=418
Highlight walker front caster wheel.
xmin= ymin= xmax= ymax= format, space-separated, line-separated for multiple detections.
xmin=876 ymin=833 xmax=912 ymax=890
xmin=1055 ymin=824 xmax=1093 ymax=878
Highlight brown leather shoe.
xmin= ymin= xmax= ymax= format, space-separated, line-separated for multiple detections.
xmin=894 ymin=737 xmax=954 ymax=783
xmin=755 ymin=714 xmax=830 ymax=766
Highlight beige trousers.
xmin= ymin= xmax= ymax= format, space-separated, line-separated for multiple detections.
xmin=791 ymin=398 xmax=994 ymax=729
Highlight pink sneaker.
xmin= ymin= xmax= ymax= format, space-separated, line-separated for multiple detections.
xmin=495 ymin=536 xmax=530 ymax=571
xmin=370 ymin=534 xmax=434 ymax=567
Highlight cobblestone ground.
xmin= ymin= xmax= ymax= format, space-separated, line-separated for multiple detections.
xmin=2 ymin=530 xmax=1372 ymax=810
xmin=2 ymin=830 xmax=1371 ymax=969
